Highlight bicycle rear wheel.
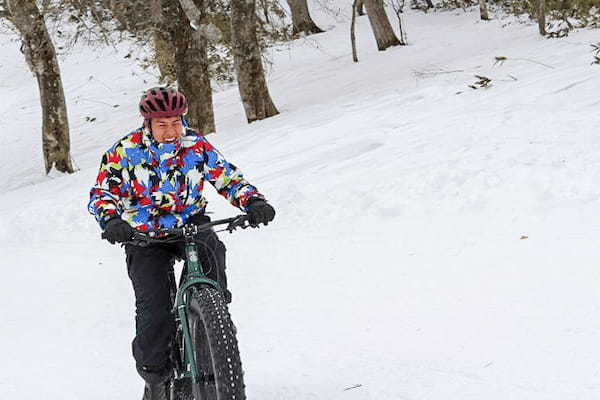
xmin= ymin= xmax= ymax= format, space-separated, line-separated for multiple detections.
xmin=187 ymin=286 xmax=246 ymax=400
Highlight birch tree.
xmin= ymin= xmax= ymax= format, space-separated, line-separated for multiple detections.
xmin=6 ymin=0 xmax=74 ymax=174
xmin=230 ymin=0 xmax=279 ymax=123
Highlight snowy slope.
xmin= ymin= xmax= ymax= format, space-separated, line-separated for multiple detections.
xmin=2 ymin=5 xmax=600 ymax=399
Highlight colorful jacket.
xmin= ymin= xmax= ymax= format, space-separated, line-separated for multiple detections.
xmin=88 ymin=126 xmax=264 ymax=231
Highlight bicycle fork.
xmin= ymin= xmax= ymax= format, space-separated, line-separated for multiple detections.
xmin=173 ymin=241 xmax=220 ymax=384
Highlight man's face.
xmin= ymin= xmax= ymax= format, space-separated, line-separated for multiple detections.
xmin=150 ymin=116 xmax=183 ymax=144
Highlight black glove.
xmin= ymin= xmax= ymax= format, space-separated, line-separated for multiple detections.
xmin=188 ymin=213 xmax=211 ymax=226
xmin=246 ymin=199 xmax=275 ymax=226
xmin=102 ymin=218 xmax=134 ymax=244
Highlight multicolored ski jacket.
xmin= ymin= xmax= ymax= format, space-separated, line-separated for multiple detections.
xmin=88 ymin=126 xmax=263 ymax=231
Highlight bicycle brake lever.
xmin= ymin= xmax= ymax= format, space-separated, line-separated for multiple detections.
xmin=224 ymin=216 xmax=254 ymax=233
xmin=226 ymin=221 xmax=239 ymax=233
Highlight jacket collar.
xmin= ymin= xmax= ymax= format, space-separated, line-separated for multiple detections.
xmin=142 ymin=126 xmax=183 ymax=161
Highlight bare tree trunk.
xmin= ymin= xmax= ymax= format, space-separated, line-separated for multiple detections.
xmin=152 ymin=31 xmax=177 ymax=84
xmin=149 ymin=0 xmax=176 ymax=84
xmin=230 ymin=0 xmax=279 ymax=123
xmin=351 ymin=0 xmax=359 ymax=62
xmin=538 ymin=0 xmax=546 ymax=36
xmin=287 ymin=0 xmax=324 ymax=35
xmin=364 ymin=0 xmax=401 ymax=51
xmin=479 ymin=0 xmax=490 ymax=20
xmin=356 ymin=0 xmax=365 ymax=16
xmin=160 ymin=0 xmax=215 ymax=134
xmin=7 ymin=0 xmax=74 ymax=174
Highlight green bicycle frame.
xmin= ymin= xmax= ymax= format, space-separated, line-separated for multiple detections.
xmin=175 ymin=241 xmax=220 ymax=384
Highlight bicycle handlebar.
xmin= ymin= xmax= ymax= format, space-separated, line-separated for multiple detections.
xmin=101 ymin=214 xmax=254 ymax=245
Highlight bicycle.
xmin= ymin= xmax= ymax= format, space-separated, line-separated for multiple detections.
xmin=108 ymin=215 xmax=254 ymax=400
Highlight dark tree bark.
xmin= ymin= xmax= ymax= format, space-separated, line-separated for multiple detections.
xmin=286 ymin=0 xmax=324 ymax=36
xmin=159 ymin=0 xmax=215 ymax=134
xmin=230 ymin=0 xmax=279 ymax=123
xmin=7 ymin=0 xmax=74 ymax=174
xmin=364 ymin=0 xmax=401 ymax=51
xmin=479 ymin=0 xmax=490 ymax=20
xmin=538 ymin=0 xmax=546 ymax=35
xmin=351 ymin=0 xmax=359 ymax=62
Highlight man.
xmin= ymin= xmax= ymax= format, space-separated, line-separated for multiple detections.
xmin=88 ymin=87 xmax=275 ymax=400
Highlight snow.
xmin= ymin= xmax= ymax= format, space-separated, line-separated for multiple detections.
xmin=2 ymin=4 xmax=600 ymax=399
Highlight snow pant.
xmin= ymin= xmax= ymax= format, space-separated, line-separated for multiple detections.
xmin=124 ymin=229 xmax=230 ymax=382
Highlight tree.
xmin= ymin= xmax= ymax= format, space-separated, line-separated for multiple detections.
xmin=58 ymin=0 xmax=215 ymax=133
xmin=479 ymin=0 xmax=490 ymax=20
xmin=6 ymin=0 xmax=75 ymax=174
xmin=157 ymin=0 xmax=216 ymax=134
xmin=286 ymin=0 xmax=324 ymax=36
xmin=351 ymin=0 xmax=359 ymax=62
xmin=364 ymin=0 xmax=401 ymax=51
xmin=230 ymin=0 xmax=279 ymax=123
xmin=149 ymin=0 xmax=177 ymax=84
xmin=538 ymin=0 xmax=546 ymax=36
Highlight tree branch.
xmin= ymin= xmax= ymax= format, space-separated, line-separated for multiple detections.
xmin=178 ymin=0 xmax=222 ymax=41
xmin=178 ymin=0 xmax=202 ymax=28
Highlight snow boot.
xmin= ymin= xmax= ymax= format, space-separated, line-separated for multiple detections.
xmin=138 ymin=364 xmax=172 ymax=400
xmin=142 ymin=380 xmax=170 ymax=400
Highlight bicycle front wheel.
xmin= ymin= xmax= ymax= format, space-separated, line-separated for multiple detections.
xmin=187 ymin=286 xmax=246 ymax=400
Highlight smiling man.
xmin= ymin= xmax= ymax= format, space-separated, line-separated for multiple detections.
xmin=88 ymin=87 xmax=275 ymax=400
xmin=152 ymin=116 xmax=183 ymax=144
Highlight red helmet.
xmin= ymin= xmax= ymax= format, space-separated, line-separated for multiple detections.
xmin=139 ymin=87 xmax=188 ymax=119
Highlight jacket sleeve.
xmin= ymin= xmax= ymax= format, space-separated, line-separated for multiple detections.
xmin=202 ymin=140 xmax=264 ymax=211
xmin=87 ymin=146 xmax=127 ymax=228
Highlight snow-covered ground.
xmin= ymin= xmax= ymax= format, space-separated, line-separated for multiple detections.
xmin=2 ymin=4 xmax=600 ymax=399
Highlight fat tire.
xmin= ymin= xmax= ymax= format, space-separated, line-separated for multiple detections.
xmin=186 ymin=286 xmax=246 ymax=400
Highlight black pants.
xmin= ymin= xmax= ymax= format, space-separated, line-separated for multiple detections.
xmin=125 ymin=229 xmax=229 ymax=377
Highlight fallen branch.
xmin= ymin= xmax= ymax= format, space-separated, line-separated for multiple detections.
xmin=412 ymin=68 xmax=464 ymax=78
xmin=493 ymin=55 xmax=555 ymax=69
xmin=343 ymin=384 xmax=363 ymax=391
xmin=469 ymin=74 xmax=492 ymax=89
